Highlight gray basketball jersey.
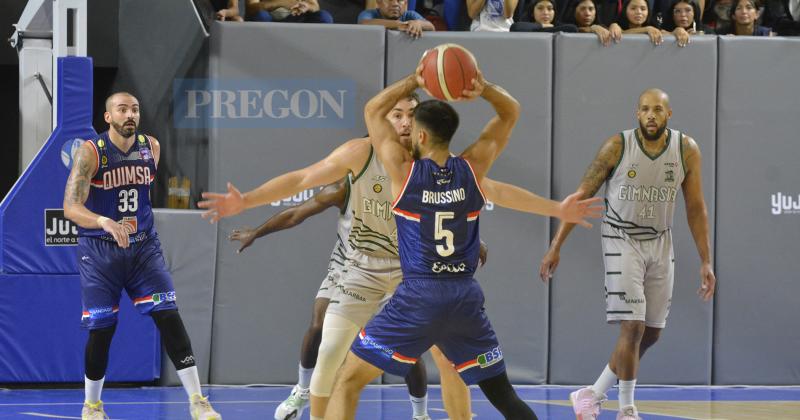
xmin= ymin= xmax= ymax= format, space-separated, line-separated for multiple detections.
xmin=327 ymin=177 xmax=353 ymax=271
xmin=603 ymin=128 xmax=685 ymax=240
xmin=347 ymin=147 xmax=399 ymax=258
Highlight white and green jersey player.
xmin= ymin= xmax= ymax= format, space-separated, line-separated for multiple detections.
xmin=601 ymin=127 xmax=685 ymax=326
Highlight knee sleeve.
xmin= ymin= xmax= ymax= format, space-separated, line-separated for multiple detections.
xmin=85 ymin=324 xmax=117 ymax=380
xmin=405 ymin=358 xmax=428 ymax=398
xmin=478 ymin=372 xmax=538 ymax=419
xmin=151 ymin=309 xmax=196 ymax=370
xmin=309 ymin=313 xmax=360 ymax=397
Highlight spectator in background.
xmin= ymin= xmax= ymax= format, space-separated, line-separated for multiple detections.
xmin=562 ymin=0 xmax=623 ymax=44
xmin=214 ymin=0 xmax=244 ymax=21
xmin=510 ymin=0 xmax=579 ymax=32
xmin=761 ymin=0 xmax=800 ymax=35
xmin=717 ymin=0 xmax=774 ymax=34
xmin=703 ymin=0 xmax=733 ymax=29
xmin=468 ymin=0 xmax=519 ymax=31
xmin=618 ymin=0 xmax=690 ymax=45
xmin=662 ymin=0 xmax=715 ymax=34
xmin=246 ymin=0 xmax=333 ymax=23
xmin=359 ymin=0 xmax=435 ymax=38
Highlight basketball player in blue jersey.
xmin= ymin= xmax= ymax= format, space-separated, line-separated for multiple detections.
xmin=63 ymin=92 xmax=220 ymax=420
xmin=539 ymin=89 xmax=715 ymax=420
xmin=324 ymin=63 xmax=603 ymax=418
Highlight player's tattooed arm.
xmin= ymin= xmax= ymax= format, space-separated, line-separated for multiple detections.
xmin=539 ymin=135 xmax=621 ymax=281
xmin=63 ymin=142 xmax=100 ymax=228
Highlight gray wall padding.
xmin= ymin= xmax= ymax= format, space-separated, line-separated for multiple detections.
xmin=549 ymin=34 xmax=717 ymax=384
xmin=208 ymin=22 xmax=386 ymax=384
xmin=385 ymin=31 xmax=553 ymax=384
xmin=153 ymin=210 xmax=217 ymax=386
xmin=713 ymin=37 xmax=800 ymax=385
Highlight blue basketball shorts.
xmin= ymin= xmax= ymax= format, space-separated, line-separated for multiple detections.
xmin=77 ymin=234 xmax=177 ymax=329
xmin=351 ymin=277 xmax=505 ymax=385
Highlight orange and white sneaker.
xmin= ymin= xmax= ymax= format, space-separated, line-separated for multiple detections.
xmin=81 ymin=400 xmax=109 ymax=420
xmin=617 ymin=405 xmax=642 ymax=420
xmin=190 ymin=393 xmax=221 ymax=420
xmin=569 ymin=387 xmax=606 ymax=420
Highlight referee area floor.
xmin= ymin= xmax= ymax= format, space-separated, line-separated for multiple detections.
xmin=1 ymin=385 xmax=798 ymax=419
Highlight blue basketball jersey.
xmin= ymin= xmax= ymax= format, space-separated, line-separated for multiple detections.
xmin=78 ymin=131 xmax=157 ymax=241
xmin=392 ymin=156 xmax=485 ymax=280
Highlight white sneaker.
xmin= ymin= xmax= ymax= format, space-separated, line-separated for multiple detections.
xmin=569 ymin=387 xmax=606 ymax=420
xmin=81 ymin=401 xmax=109 ymax=420
xmin=274 ymin=385 xmax=310 ymax=420
xmin=190 ymin=393 xmax=221 ymax=420
xmin=617 ymin=405 xmax=642 ymax=420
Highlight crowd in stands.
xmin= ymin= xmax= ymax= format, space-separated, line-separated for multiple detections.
xmin=208 ymin=0 xmax=800 ymax=37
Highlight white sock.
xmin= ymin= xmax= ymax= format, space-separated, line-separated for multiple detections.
xmin=84 ymin=376 xmax=105 ymax=404
xmin=177 ymin=366 xmax=202 ymax=398
xmin=410 ymin=394 xmax=428 ymax=417
xmin=618 ymin=379 xmax=637 ymax=408
xmin=590 ymin=364 xmax=618 ymax=396
xmin=298 ymin=363 xmax=314 ymax=389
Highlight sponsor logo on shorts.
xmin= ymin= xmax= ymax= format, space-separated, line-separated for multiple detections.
xmin=771 ymin=192 xmax=800 ymax=215
xmin=334 ymin=284 xmax=366 ymax=302
xmin=432 ymin=261 xmax=467 ymax=274
xmin=358 ymin=329 xmax=394 ymax=356
xmin=44 ymin=209 xmax=79 ymax=246
xmin=152 ymin=291 xmax=177 ymax=304
xmin=82 ymin=306 xmax=119 ymax=319
xmin=456 ymin=346 xmax=504 ymax=373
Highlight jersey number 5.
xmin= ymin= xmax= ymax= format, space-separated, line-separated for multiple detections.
xmin=118 ymin=189 xmax=138 ymax=212
xmin=434 ymin=211 xmax=455 ymax=257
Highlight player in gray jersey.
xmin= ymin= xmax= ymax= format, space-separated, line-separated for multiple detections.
xmin=539 ymin=89 xmax=716 ymax=420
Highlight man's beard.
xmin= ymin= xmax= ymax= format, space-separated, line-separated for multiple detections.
xmin=639 ymin=121 xmax=667 ymax=141
xmin=412 ymin=143 xmax=421 ymax=160
xmin=112 ymin=120 xmax=137 ymax=138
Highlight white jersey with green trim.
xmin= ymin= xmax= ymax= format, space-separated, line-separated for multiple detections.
xmin=347 ymin=146 xmax=399 ymax=258
xmin=603 ymin=128 xmax=685 ymax=240
xmin=327 ymin=177 xmax=353 ymax=271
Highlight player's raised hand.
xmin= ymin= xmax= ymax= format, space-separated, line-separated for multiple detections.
xmin=460 ymin=69 xmax=486 ymax=101
xmin=228 ymin=227 xmax=256 ymax=253
xmin=698 ymin=262 xmax=716 ymax=301
xmin=539 ymin=247 xmax=560 ymax=283
xmin=557 ymin=191 xmax=604 ymax=228
xmin=98 ymin=216 xmax=130 ymax=249
xmin=199 ymin=182 xmax=245 ymax=223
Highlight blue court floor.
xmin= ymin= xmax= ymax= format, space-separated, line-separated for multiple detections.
xmin=1 ymin=385 xmax=798 ymax=419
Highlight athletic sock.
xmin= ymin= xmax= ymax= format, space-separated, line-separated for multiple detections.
xmin=590 ymin=364 xmax=618 ymax=396
xmin=298 ymin=363 xmax=314 ymax=390
xmin=84 ymin=376 xmax=105 ymax=404
xmin=410 ymin=394 xmax=428 ymax=417
xmin=618 ymin=379 xmax=637 ymax=408
xmin=177 ymin=366 xmax=202 ymax=399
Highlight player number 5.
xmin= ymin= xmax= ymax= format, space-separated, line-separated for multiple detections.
xmin=434 ymin=211 xmax=455 ymax=257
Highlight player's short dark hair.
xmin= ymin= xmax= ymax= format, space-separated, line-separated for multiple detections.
xmin=414 ymin=100 xmax=459 ymax=145
xmin=105 ymin=91 xmax=138 ymax=111
xmin=405 ymin=91 xmax=421 ymax=104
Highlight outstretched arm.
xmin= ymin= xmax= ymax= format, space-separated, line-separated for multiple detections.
xmin=364 ymin=73 xmax=418 ymax=195
xmin=481 ymin=178 xmax=603 ymax=228
xmin=63 ymin=142 xmax=131 ymax=248
xmin=681 ymin=135 xmax=715 ymax=301
xmin=460 ymin=78 xmax=521 ymax=181
xmin=199 ymin=138 xmax=366 ymax=222
xmin=539 ymin=134 xmax=623 ymax=282
xmin=229 ymin=178 xmax=349 ymax=253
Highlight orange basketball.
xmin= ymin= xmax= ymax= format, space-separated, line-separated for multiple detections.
xmin=420 ymin=44 xmax=478 ymax=101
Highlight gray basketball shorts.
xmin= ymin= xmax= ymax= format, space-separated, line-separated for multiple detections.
xmin=315 ymin=264 xmax=345 ymax=300
xmin=325 ymin=250 xmax=402 ymax=328
xmin=602 ymin=223 xmax=674 ymax=328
